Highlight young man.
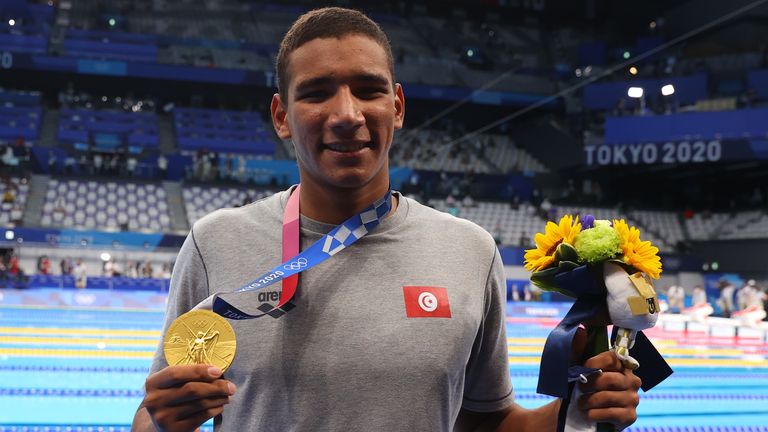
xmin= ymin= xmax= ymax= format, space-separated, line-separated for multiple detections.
xmin=133 ymin=8 xmax=640 ymax=431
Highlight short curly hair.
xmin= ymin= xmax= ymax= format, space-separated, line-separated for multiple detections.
xmin=276 ymin=7 xmax=395 ymax=102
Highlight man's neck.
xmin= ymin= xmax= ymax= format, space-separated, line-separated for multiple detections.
xmin=297 ymin=182 xmax=395 ymax=225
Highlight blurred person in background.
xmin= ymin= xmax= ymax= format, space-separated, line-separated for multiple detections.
xmin=37 ymin=255 xmax=51 ymax=275
xmin=141 ymin=260 xmax=154 ymax=278
xmin=666 ymin=285 xmax=685 ymax=313
xmin=126 ymin=260 xmax=139 ymax=278
xmin=157 ymin=154 xmax=168 ymax=180
xmin=2 ymin=187 xmax=15 ymax=205
xmin=73 ymin=259 xmax=87 ymax=289
xmin=736 ymin=280 xmax=757 ymax=311
xmin=691 ymin=285 xmax=707 ymax=306
xmin=716 ymin=280 xmax=736 ymax=317
xmin=59 ymin=258 xmax=72 ymax=276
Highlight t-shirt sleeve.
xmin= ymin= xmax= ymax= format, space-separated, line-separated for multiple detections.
xmin=461 ymin=247 xmax=515 ymax=412
xmin=149 ymin=228 xmax=210 ymax=374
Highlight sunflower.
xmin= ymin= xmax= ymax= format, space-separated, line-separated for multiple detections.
xmin=524 ymin=215 xmax=581 ymax=272
xmin=612 ymin=219 xmax=662 ymax=279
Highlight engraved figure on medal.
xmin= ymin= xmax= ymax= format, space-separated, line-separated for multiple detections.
xmin=184 ymin=329 xmax=219 ymax=365
xmin=164 ymin=310 xmax=236 ymax=372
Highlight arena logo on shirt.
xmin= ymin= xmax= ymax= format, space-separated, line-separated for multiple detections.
xmin=403 ymin=286 xmax=451 ymax=318
xmin=253 ymin=289 xmax=295 ymax=319
xmin=257 ymin=290 xmax=281 ymax=304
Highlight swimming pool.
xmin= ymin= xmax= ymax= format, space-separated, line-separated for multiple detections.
xmin=1 ymin=293 xmax=766 ymax=431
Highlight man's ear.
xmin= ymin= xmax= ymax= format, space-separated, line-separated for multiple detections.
xmin=271 ymin=93 xmax=291 ymax=139
xmin=394 ymin=83 xmax=405 ymax=130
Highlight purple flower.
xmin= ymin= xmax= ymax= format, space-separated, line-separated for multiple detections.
xmin=582 ymin=214 xmax=595 ymax=229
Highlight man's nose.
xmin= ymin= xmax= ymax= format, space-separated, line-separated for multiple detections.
xmin=328 ymin=87 xmax=364 ymax=131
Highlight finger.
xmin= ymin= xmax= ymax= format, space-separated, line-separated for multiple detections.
xmin=583 ymin=406 xmax=638 ymax=427
xmin=580 ymin=371 xmax=628 ymax=393
xmin=145 ymin=380 xmax=235 ymax=408
xmin=147 ymin=365 xmax=224 ymax=390
xmin=180 ymin=406 xmax=224 ymax=430
xmin=593 ymin=369 xmax=642 ymax=392
xmin=154 ymin=406 xmax=224 ymax=431
xmin=583 ymin=350 xmax=623 ymax=372
xmin=170 ymin=380 xmax=236 ymax=405
xmin=578 ymin=390 xmax=640 ymax=411
xmin=626 ymin=369 xmax=642 ymax=391
xmin=175 ymin=396 xmax=231 ymax=420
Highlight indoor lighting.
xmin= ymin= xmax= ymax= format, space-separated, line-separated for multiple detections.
xmin=627 ymin=87 xmax=644 ymax=98
xmin=661 ymin=84 xmax=675 ymax=96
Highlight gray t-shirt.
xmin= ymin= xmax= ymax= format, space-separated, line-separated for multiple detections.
xmin=151 ymin=188 xmax=514 ymax=431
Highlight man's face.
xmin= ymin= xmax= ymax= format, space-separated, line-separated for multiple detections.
xmin=271 ymin=34 xmax=405 ymax=192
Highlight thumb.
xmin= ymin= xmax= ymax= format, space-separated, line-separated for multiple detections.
xmin=570 ymin=326 xmax=588 ymax=365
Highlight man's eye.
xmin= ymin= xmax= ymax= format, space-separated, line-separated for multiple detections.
xmin=358 ymin=88 xmax=387 ymax=98
xmin=299 ymin=91 xmax=327 ymax=100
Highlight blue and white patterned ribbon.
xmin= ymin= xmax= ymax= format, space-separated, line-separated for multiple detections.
xmin=206 ymin=188 xmax=393 ymax=320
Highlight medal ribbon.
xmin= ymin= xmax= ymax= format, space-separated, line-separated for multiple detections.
xmin=208 ymin=185 xmax=392 ymax=320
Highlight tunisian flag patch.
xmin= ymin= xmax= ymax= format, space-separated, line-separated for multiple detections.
xmin=403 ymin=286 xmax=452 ymax=318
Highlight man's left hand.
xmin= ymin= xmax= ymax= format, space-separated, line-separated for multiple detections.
xmin=577 ymin=350 xmax=642 ymax=430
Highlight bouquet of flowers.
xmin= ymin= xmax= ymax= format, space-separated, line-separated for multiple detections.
xmin=525 ymin=215 xmax=672 ymax=432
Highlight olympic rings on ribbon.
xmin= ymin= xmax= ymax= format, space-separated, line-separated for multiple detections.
xmin=283 ymin=257 xmax=309 ymax=271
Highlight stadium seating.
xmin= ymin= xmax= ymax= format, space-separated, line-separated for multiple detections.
xmin=40 ymin=179 xmax=170 ymax=232
xmin=0 ymin=177 xmax=29 ymax=226
xmin=629 ymin=209 xmax=686 ymax=249
xmin=426 ymin=199 xmax=698 ymax=252
xmin=68 ymin=0 xmax=270 ymax=71
xmin=429 ymin=198 xmax=547 ymax=247
xmin=0 ymin=2 xmax=53 ymax=54
xmin=174 ymin=107 xmax=275 ymax=155
xmin=718 ymin=210 xmax=768 ymax=240
xmin=391 ymin=130 xmax=548 ymax=174
xmin=58 ymin=108 xmax=158 ymax=149
xmin=684 ymin=212 xmax=730 ymax=240
xmin=60 ymin=0 xmax=553 ymax=93
xmin=0 ymin=89 xmax=42 ymax=141
xmin=62 ymin=29 xmax=158 ymax=63
xmin=183 ymin=185 xmax=275 ymax=226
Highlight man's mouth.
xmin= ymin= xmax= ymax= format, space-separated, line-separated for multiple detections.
xmin=323 ymin=142 xmax=372 ymax=153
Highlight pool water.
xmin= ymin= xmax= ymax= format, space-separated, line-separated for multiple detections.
xmin=1 ymin=298 xmax=766 ymax=431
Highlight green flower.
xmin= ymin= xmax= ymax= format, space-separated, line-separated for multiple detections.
xmin=574 ymin=222 xmax=621 ymax=264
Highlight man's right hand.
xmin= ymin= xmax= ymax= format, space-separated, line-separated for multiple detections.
xmin=137 ymin=364 xmax=237 ymax=432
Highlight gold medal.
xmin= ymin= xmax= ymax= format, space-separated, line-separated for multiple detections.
xmin=163 ymin=310 xmax=237 ymax=372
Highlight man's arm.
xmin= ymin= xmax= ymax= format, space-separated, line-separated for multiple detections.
xmin=455 ymin=400 xmax=560 ymax=432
